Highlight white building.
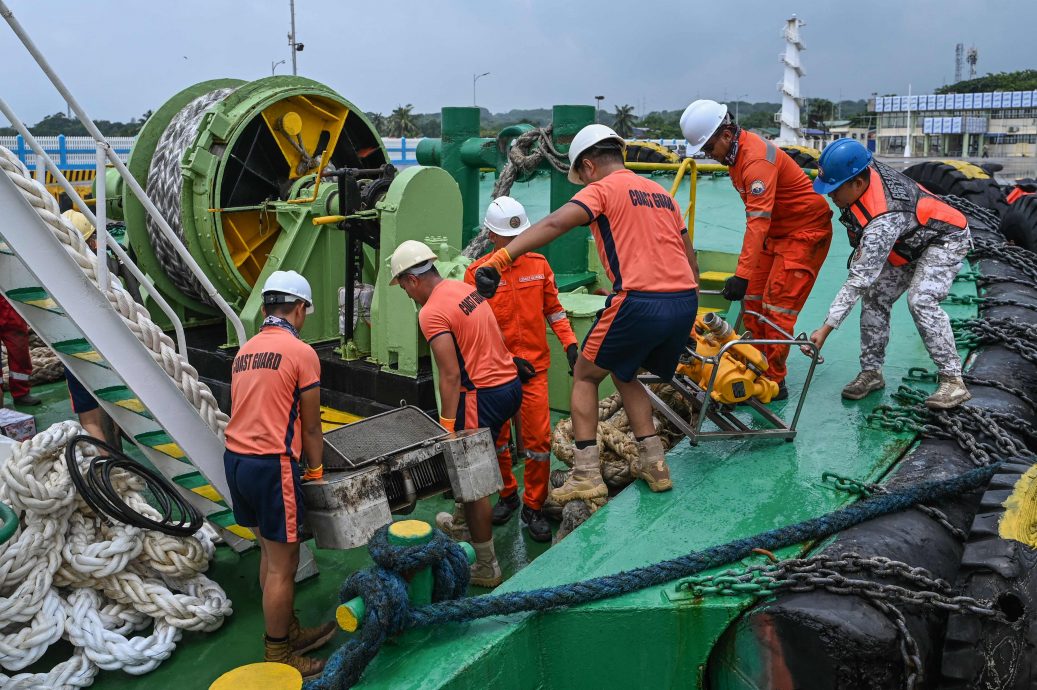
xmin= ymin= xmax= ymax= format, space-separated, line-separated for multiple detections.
xmin=871 ymin=90 xmax=1037 ymax=157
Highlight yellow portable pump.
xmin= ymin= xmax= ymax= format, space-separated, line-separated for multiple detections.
xmin=677 ymin=312 xmax=780 ymax=404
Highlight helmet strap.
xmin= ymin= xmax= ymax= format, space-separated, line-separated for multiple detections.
xmin=721 ymin=125 xmax=741 ymax=167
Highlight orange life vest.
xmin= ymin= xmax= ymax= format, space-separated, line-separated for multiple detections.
xmin=840 ymin=161 xmax=968 ymax=266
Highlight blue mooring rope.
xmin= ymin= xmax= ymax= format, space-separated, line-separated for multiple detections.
xmin=305 ymin=460 xmax=1005 ymax=690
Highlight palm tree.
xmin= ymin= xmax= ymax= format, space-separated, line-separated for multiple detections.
xmin=365 ymin=111 xmax=387 ymax=135
xmin=612 ymin=104 xmax=637 ymax=138
xmin=387 ymin=104 xmax=419 ymax=137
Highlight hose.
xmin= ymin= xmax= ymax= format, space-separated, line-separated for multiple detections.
xmin=64 ymin=435 xmax=203 ymax=536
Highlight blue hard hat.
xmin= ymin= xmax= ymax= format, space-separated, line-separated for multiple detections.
xmin=813 ymin=139 xmax=873 ymax=194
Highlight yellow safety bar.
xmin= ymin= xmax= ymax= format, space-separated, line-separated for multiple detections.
xmin=625 ymin=159 xmax=699 ymax=245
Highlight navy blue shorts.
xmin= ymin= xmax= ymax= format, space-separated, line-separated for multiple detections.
xmin=456 ymin=377 xmax=522 ymax=438
xmin=582 ymin=290 xmax=698 ymax=383
xmin=65 ymin=367 xmax=98 ymax=414
xmin=223 ymin=449 xmax=305 ymax=543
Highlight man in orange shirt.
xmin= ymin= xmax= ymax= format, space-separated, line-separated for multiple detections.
xmin=464 ymin=196 xmax=579 ymax=542
xmin=391 ymin=240 xmax=523 ymax=586
xmin=223 ymin=270 xmax=335 ymax=678
xmin=474 ymin=125 xmax=699 ymax=504
xmin=681 ymin=100 xmax=833 ymax=399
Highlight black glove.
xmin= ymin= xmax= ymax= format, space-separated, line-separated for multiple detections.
xmin=514 ymin=357 xmax=536 ymax=383
xmin=721 ymin=275 xmax=749 ymax=301
xmin=566 ymin=344 xmax=579 ymax=375
xmin=475 ymin=265 xmax=502 ymax=298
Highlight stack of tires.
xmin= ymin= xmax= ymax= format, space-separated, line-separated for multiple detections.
xmin=904 ymin=160 xmax=1007 ymax=217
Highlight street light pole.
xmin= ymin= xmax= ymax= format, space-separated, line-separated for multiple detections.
xmin=272 ymin=59 xmax=286 ymax=76
xmin=288 ymin=0 xmax=299 ymax=75
xmin=595 ymin=95 xmax=604 ymax=123
xmin=473 ymin=72 xmax=490 ymax=107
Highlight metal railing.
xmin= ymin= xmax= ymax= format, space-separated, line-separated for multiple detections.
xmin=0 ymin=134 xmax=134 ymax=170
xmin=1 ymin=0 xmax=246 ymax=346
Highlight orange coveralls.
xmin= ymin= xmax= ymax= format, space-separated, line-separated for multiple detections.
xmin=0 ymin=296 xmax=31 ymax=402
xmin=729 ymin=130 xmax=834 ymax=383
xmin=465 ymin=252 xmax=577 ymax=510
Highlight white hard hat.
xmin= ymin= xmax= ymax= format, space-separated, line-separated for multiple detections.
xmin=62 ymin=209 xmax=95 ymax=240
xmin=262 ymin=270 xmax=314 ymax=314
xmin=483 ymin=196 xmax=530 ymax=237
xmin=389 ymin=240 xmax=438 ymax=285
xmin=680 ymin=100 xmax=729 ymax=155
xmin=567 ymin=124 xmax=626 ymax=184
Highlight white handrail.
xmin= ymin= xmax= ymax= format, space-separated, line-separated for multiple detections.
xmin=0 ymin=0 xmax=247 ymax=345
xmin=0 ymin=97 xmax=190 ymax=356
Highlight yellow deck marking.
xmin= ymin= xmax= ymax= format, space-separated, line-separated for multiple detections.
xmin=192 ymin=484 xmax=223 ymax=503
xmin=226 ymin=524 xmax=256 ymax=541
xmin=115 ymin=398 xmax=148 ymax=415
xmin=153 ymin=442 xmax=185 ymax=459
xmin=320 ymin=405 xmax=363 ymax=432
xmin=26 ymin=297 xmax=59 ymax=310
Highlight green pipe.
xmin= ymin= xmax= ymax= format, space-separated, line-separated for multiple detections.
xmin=441 ymin=107 xmax=483 ymax=246
xmin=547 ymin=105 xmax=595 ymax=286
xmin=0 ymin=501 xmax=17 ymax=545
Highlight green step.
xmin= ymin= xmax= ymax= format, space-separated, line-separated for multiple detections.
xmin=53 ymin=338 xmax=108 ymax=367
xmin=6 ymin=287 xmax=62 ymax=314
xmin=134 ymin=430 xmax=185 ymax=459
xmin=94 ymin=386 xmax=152 ymax=419
xmin=174 ymin=471 xmax=208 ymax=490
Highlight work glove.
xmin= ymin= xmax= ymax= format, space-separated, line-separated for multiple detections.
xmin=566 ymin=344 xmax=579 ymax=375
xmin=474 ymin=248 xmax=514 ymax=298
xmin=514 ymin=357 xmax=536 ymax=383
xmin=438 ymin=416 xmax=456 ymax=432
xmin=721 ymin=275 xmax=749 ymax=301
xmin=301 ymin=464 xmax=324 ymax=482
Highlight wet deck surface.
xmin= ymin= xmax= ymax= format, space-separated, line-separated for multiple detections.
xmin=14 ymin=174 xmax=976 ymax=689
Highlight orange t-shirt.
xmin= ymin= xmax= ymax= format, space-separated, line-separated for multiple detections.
xmin=418 ymin=279 xmax=516 ymax=391
xmin=570 ymin=168 xmax=696 ymax=293
xmin=224 ymin=325 xmax=321 ymax=459
xmin=729 ymin=130 xmax=833 ymax=277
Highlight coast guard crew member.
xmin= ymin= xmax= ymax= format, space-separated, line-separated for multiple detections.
xmin=223 ymin=270 xmax=336 ymax=678
xmin=681 ymin=100 xmax=833 ymax=398
xmin=391 ymin=240 xmax=523 ymax=587
xmin=465 ymin=196 xmax=579 ymax=542
xmin=807 ymin=139 xmax=971 ymax=409
xmin=474 ymin=124 xmax=699 ymax=503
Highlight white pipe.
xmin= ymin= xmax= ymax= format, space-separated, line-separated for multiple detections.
xmin=0 ymin=97 xmax=189 ymax=356
xmin=94 ymin=143 xmax=110 ymax=292
xmin=0 ymin=0 xmax=247 ymax=346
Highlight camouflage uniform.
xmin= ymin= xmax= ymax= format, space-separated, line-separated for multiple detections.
xmin=825 ymin=211 xmax=970 ymax=376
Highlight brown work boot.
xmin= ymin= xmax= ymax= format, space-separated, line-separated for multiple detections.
xmin=469 ymin=540 xmax=502 ymax=588
xmin=925 ymin=374 xmax=971 ymax=410
xmin=435 ymin=502 xmax=471 ymax=542
xmin=288 ymin=614 xmax=337 ymax=655
xmin=550 ymin=445 xmax=608 ymax=505
xmin=264 ymin=635 xmax=325 ymax=680
xmin=841 ymin=370 xmax=885 ymax=400
xmin=631 ymin=435 xmax=672 ymax=492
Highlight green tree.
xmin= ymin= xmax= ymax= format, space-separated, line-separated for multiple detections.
xmin=937 ymin=69 xmax=1037 ymax=94
xmin=365 ymin=111 xmax=387 ymax=135
xmin=612 ymin=104 xmax=637 ymax=137
xmin=387 ymin=104 xmax=419 ymax=137
xmin=805 ymin=98 xmax=834 ymax=128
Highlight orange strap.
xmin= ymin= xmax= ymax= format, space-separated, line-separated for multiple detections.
xmin=302 ymin=464 xmax=323 ymax=481
xmin=439 ymin=416 xmax=456 ymax=432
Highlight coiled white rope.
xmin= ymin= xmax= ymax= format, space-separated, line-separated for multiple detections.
xmin=0 ymin=421 xmax=232 ymax=688
xmin=0 ymin=145 xmax=229 ymax=435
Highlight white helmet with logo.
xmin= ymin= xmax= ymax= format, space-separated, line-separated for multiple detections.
xmin=567 ymin=123 xmax=626 ymax=184
xmin=262 ymin=270 xmax=314 ymax=314
xmin=389 ymin=240 xmax=438 ymax=285
xmin=680 ymin=99 xmax=729 ymax=155
xmin=483 ymin=196 xmax=531 ymax=237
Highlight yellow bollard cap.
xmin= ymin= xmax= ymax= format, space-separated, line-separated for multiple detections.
xmin=388 ymin=519 xmax=432 ymax=544
xmin=209 ymin=662 xmax=302 ymax=690
xmin=337 ymin=602 xmax=361 ymax=632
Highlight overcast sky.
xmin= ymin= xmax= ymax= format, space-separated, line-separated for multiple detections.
xmin=2 ymin=0 xmax=1034 ymax=124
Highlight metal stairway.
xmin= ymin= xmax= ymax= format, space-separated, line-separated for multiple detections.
xmin=0 ymin=181 xmax=255 ymax=551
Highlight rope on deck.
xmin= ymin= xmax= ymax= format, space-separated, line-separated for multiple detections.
xmin=306 ymin=460 xmax=1004 ymax=690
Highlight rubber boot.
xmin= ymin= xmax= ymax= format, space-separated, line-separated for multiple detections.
xmin=631 ymin=435 xmax=672 ymax=492
xmin=841 ymin=370 xmax=885 ymax=400
xmin=469 ymin=539 xmax=502 ymax=588
xmin=925 ymin=374 xmax=971 ymax=409
xmin=435 ymin=502 xmax=471 ymax=542
xmin=264 ymin=636 xmax=325 ymax=680
xmin=288 ymin=614 xmax=337 ymax=655
xmin=550 ymin=444 xmax=607 ymax=505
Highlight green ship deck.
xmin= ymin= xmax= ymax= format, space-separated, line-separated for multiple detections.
xmin=18 ymin=173 xmax=977 ymax=689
